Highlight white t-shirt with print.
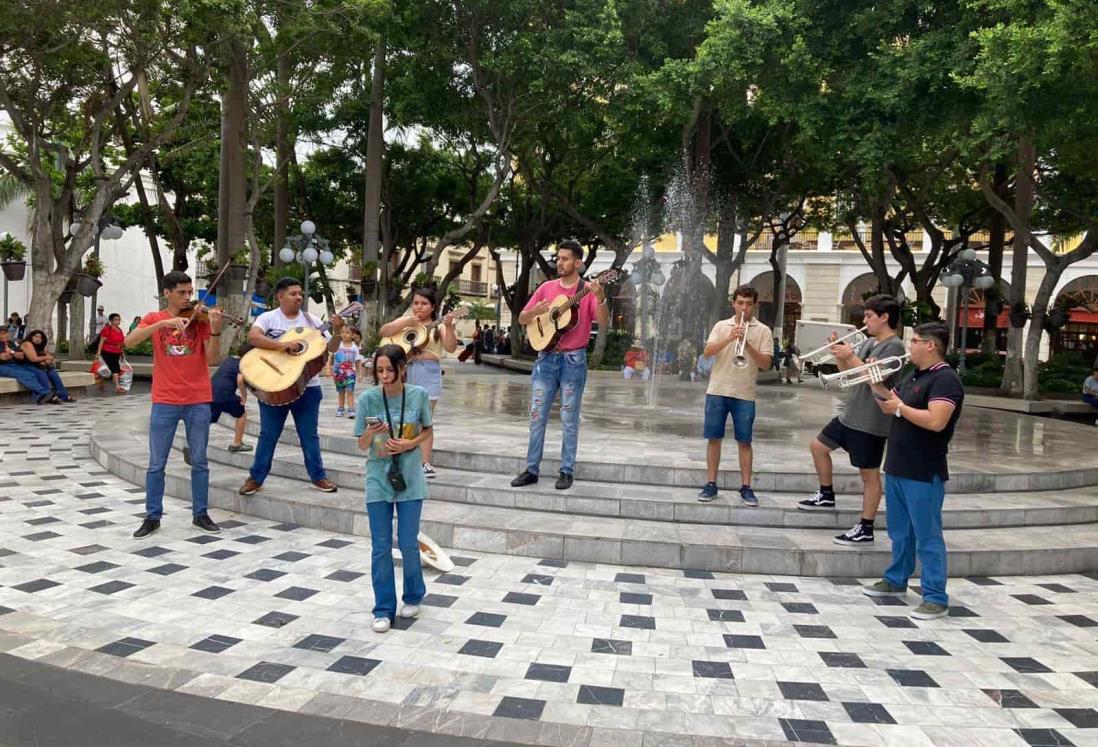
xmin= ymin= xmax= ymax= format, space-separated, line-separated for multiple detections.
xmin=253 ymin=308 xmax=330 ymax=387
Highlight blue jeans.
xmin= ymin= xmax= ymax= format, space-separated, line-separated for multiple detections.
xmin=0 ymin=364 xmax=51 ymax=399
xmin=366 ymin=499 xmax=425 ymax=620
xmin=884 ymin=475 xmax=948 ymax=606
xmin=1084 ymin=393 xmax=1098 ymax=410
xmin=146 ymin=403 xmax=211 ymax=519
xmin=526 ymin=349 xmax=588 ymax=476
xmin=38 ymin=367 xmax=70 ymax=400
xmin=250 ymin=385 xmax=325 ymax=484
xmin=703 ymin=394 xmax=756 ymax=443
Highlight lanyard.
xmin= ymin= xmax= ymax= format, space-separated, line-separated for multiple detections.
xmin=381 ymin=385 xmax=406 ymax=441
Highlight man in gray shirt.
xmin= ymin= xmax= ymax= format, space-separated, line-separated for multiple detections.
xmin=798 ymin=295 xmax=906 ymax=546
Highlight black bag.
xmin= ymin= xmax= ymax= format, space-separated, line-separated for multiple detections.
xmin=387 ymin=455 xmax=407 ymax=493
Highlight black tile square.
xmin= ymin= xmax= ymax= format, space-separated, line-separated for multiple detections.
xmin=778 ymin=681 xmax=828 ymax=701
xmin=794 ymin=625 xmax=836 ymax=640
xmin=390 ymin=615 xmax=417 ymax=631
xmin=692 ymin=660 xmax=734 ymax=679
xmin=0 ymin=606 xmax=12 ymax=616
xmin=247 ymin=569 xmax=287 ymax=582
xmin=190 ymin=635 xmax=242 ymax=654
xmin=327 ymin=656 xmax=381 ymax=676
xmin=25 ymin=516 xmax=61 ymax=526
xmin=253 ymin=611 xmax=299 ymax=628
xmin=887 ymin=669 xmax=939 ymax=687
xmin=1013 ymin=594 xmax=1053 ymax=606
xmin=782 ymin=602 xmax=818 ymax=615
xmin=537 ymin=559 xmax=568 ymax=568
xmin=1038 ymin=583 xmax=1076 ymax=594
xmin=868 ymin=595 xmax=908 ymax=607
xmin=12 ymin=575 xmax=59 ymax=593
xmin=619 ymin=592 xmax=652 ymax=605
xmin=619 ymin=614 xmax=655 ymax=630
xmin=983 ymin=689 xmax=1039 ymax=708
xmin=79 ymin=520 xmax=114 ymax=530
xmin=459 ymin=639 xmax=502 ymax=658
xmin=1058 ymin=615 xmax=1098 ymax=628
xmin=79 ymin=507 xmax=111 ymax=515
xmin=145 ymin=563 xmax=187 ymax=576
xmin=965 ymin=629 xmax=1009 ymax=643
xmin=521 ymin=573 xmax=554 ymax=586
xmin=466 ymin=612 xmax=506 ymax=628
xmin=779 ymin=718 xmax=835 ymax=745
xmin=819 ymin=652 xmax=866 ymax=669
xmin=316 ymin=538 xmax=353 ymax=549
xmin=451 ymin=556 xmax=477 ymax=567
xmin=766 ymin=582 xmax=798 ymax=593
xmin=236 ymin=661 xmax=295 ymax=684
xmin=526 ymin=663 xmax=571 ymax=683
xmin=192 ymin=586 xmax=234 ymax=600
xmin=843 ymin=702 xmax=896 ymax=724
xmin=948 ymin=606 xmax=979 ymax=618
xmin=577 ymin=685 xmax=624 ymax=707
xmin=97 ymin=637 xmax=155 ymax=658
xmin=591 ymin=638 xmax=632 ymax=656
xmin=421 ymin=594 xmax=458 ymax=608
xmin=707 ymin=609 xmax=745 ymax=623
xmin=75 ymin=561 xmax=119 ymax=574
xmin=724 ymin=634 xmax=765 ymax=650
xmin=269 ymin=523 xmax=299 ymax=532
xmin=69 ymin=544 xmax=108 ymax=555
xmin=133 ymin=546 xmax=171 ymax=558
xmin=273 ymin=551 xmax=310 ymax=562
xmin=1013 ymin=728 xmax=1076 ymax=746
xmin=203 ymin=549 xmax=240 ymax=561
xmin=90 ymin=580 xmax=135 ymax=595
xmin=436 ymin=573 xmax=470 ymax=586
xmin=503 ymin=592 xmax=541 ymax=606
xmin=186 ymin=535 xmax=220 ymax=545
xmin=712 ymin=588 xmax=747 ymax=601
xmin=904 ymin=641 xmax=950 ymax=656
xmin=1003 ymin=657 xmax=1053 ymax=674
xmin=235 ymin=535 xmax=271 ymax=545
xmin=876 ymin=616 xmax=918 ymax=629
xmin=614 ymin=572 xmax=645 ymax=584
xmin=219 ymin=520 xmax=247 ymax=529
xmin=325 ymin=570 xmax=364 ymax=583
xmin=23 ymin=531 xmax=61 ymax=542
xmin=683 ymin=569 xmax=714 ymax=579
xmin=1054 ymin=709 xmax=1098 ymax=728
xmin=1075 ymin=672 xmax=1098 ymax=689
xmin=493 ymin=696 xmax=545 ymax=721
xmin=293 ymin=634 xmax=345 ymax=653
xmin=275 ymin=586 xmax=318 ymax=602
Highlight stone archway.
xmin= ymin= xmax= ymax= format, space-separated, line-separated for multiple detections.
xmin=1052 ymin=275 xmax=1098 ymax=360
xmin=841 ymin=273 xmax=882 ymax=327
xmin=747 ymin=271 xmax=802 ymax=343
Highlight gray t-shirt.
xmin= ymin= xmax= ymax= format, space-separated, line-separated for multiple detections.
xmin=840 ymin=335 xmax=907 ymax=437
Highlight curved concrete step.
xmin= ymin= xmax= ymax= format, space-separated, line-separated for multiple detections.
xmin=91 ymin=422 xmax=1098 ymax=578
xmin=224 ymin=414 xmax=1098 ymax=495
xmin=191 ymin=430 xmax=1098 ymax=531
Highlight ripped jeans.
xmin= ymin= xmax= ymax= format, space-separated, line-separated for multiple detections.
xmin=526 ymin=349 xmax=588 ymax=476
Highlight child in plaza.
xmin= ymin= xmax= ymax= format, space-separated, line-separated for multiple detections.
xmin=332 ymin=325 xmax=360 ymax=418
xmin=185 ymin=343 xmax=253 ymax=466
xmin=354 ymin=344 xmax=433 ymax=634
xmin=698 ymin=285 xmax=773 ymax=506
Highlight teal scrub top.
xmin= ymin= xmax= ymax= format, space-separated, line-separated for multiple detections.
xmin=354 ymin=384 xmax=433 ymax=503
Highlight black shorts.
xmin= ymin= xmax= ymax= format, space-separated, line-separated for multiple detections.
xmin=817 ymin=417 xmax=886 ymax=469
xmin=210 ymin=398 xmax=245 ymax=422
xmin=100 ymin=351 xmax=122 ymax=375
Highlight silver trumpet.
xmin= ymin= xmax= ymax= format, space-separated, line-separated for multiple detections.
xmin=800 ymin=326 xmax=868 ymax=370
xmin=732 ymin=313 xmax=750 ymax=368
xmin=820 ymin=353 xmax=910 ymax=389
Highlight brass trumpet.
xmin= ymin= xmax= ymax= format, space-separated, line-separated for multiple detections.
xmin=820 ymin=353 xmax=909 ymax=389
xmin=732 ymin=313 xmax=749 ymax=368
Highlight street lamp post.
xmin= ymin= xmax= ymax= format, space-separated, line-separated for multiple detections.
xmin=629 ymin=243 xmax=666 ymax=344
xmin=940 ymin=248 xmax=995 ymax=375
xmin=278 ymin=220 xmax=333 ymax=313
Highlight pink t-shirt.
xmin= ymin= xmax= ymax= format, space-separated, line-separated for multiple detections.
xmin=524 ymin=278 xmax=598 ymax=352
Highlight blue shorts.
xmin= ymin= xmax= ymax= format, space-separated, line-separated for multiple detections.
xmin=210 ymin=398 xmax=245 ymax=422
xmin=407 ymin=359 xmax=442 ymax=401
xmin=703 ymin=394 xmax=755 ymax=443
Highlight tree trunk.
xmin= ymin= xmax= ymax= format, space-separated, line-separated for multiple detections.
xmin=360 ymin=37 xmax=386 ymax=344
xmin=132 ymin=170 xmax=166 ymax=289
xmin=982 ymin=162 xmax=1008 ymax=354
xmin=273 ymin=29 xmax=291 ymax=267
xmin=1023 ymin=264 xmax=1061 ymax=400
xmin=1001 ymin=136 xmax=1034 ymax=396
xmin=56 ymin=297 xmax=68 ymax=356
xmin=216 ymin=38 xmax=249 ymax=270
xmin=68 ymin=295 xmax=86 ymax=361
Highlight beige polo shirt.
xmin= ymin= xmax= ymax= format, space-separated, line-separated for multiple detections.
xmin=705 ymin=316 xmax=773 ymax=401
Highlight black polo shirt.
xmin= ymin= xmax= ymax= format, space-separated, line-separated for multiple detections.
xmin=885 ymin=362 xmax=964 ymax=483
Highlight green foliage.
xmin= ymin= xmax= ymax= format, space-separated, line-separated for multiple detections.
xmin=0 ymin=233 xmax=27 ymax=262
xmin=1039 ymin=351 xmax=1093 ymax=395
xmin=83 ymin=254 xmax=105 ymax=278
xmin=124 ymin=339 xmax=155 ymax=357
xmin=466 ymin=301 xmax=495 ymax=322
xmin=590 ymin=329 xmax=633 ymax=369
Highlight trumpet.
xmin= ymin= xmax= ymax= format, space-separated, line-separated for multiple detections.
xmin=732 ymin=313 xmax=750 ymax=368
xmin=799 ymin=326 xmax=868 ymax=369
xmin=820 ymin=353 xmax=909 ymax=389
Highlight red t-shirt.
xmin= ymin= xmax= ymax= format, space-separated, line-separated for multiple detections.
xmin=140 ymin=311 xmax=213 ymax=405
xmin=99 ymin=325 xmax=125 ymax=354
xmin=523 ymin=278 xmax=599 ymax=352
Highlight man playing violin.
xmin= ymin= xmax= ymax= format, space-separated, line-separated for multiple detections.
xmin=126 ymin=271 xmax=224 ymax=539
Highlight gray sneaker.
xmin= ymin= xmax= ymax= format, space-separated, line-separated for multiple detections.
xmin=911 ymin=602 xmax=948 ymax=620
xmin=227 ymin=443 xmax=253 ymax=453
xmin=862 ymin=580 xmax=908 ymax=597
xmin=739 ymin=486 xmax=759 ymax=507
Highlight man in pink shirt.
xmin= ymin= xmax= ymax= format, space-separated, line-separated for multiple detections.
xmin=511 ymin=240 xmax=609 ymax=490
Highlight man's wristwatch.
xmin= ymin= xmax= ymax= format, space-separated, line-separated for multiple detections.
xmin=894 ymin=403 xmax=903 ymax=419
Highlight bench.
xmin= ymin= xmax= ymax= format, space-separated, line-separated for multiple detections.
xmin=0 ymin=371 xmax=97 ymax=403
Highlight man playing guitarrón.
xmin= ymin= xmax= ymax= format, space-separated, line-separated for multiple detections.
xmin=239 ymin=277 xmax=343 ymax=496
xmin=511 ymin=240 xmax=609 ymax=490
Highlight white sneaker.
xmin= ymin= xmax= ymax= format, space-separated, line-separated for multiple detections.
xmin=336 ymin=407 xmax=345 ymax=417
xmin=422 ymin=463 xmax=437 ymax=479
xmin=371 ymin=617 xmax=391 ymax=633
xmin=399 ymin=604 xmax=420 ymax=619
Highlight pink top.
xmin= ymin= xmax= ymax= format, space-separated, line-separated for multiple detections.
xmin=524 ymin=278 xmax=599 ymax=352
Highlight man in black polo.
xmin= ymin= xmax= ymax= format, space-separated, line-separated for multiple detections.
xmin=863 ymin=322 xmax=964 ymax=620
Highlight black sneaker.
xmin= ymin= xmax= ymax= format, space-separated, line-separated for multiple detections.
xmin=797 ymin=490 xmax=836 ymax=511
xmin=133 ymin=518 xmax=160 ymax=539
xmin=698 ymin=482 xmax=719 ymax=502
xmin=555 ymin=472 xmax=573 ymax=490
xmin=192 ymin=513 xmax=220 ymax=533
xmin=834 ymin=522 xmax=874 ymax=545
xmin=510 ymin=470 xmax=539 ymax=487
xmin=182 ymin=446 xmax=192 ymax=466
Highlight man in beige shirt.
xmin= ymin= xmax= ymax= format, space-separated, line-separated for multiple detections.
xmin=699 ymin=285 xmax=773 ymax=506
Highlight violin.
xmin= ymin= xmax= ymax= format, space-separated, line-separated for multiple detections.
xmin=177 ymin=301 xmax=245 ymax=327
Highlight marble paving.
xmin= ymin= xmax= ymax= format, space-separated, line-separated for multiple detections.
xmin=3 ymin=399 xmax=1098 ymax=746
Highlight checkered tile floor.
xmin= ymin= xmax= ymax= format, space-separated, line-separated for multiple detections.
xmin=3 ymin=400 xmax=1098 ymax=746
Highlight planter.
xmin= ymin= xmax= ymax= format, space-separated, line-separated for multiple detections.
xmin=254 ymin=278 xmax=271 ymax=297
xmin=1 ymin=261 xmax=26 ymax=281
xmin=986 ymin=299 xmax=1004 ymax=318
xmin=227 ymin=263 xmax=249 ymax=287
xmin=74 ymin=273 xmax=102 ymax=297
xmin=361 ymin=278 xmax=378 ymax=296
xmin=1045 ymin=309 xmax=1069 ymax=331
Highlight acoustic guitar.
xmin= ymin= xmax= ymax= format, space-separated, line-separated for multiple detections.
xmin=379 ymin=306 xmax=470 ymax=354
xmin=240 ymin=327 xmax=330 ymax=406
xmin=525 ymin=268 xmax=622 ymax=352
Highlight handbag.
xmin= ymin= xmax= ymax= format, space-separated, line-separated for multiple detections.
xmin=118 ymin=357 xmax=134 ymax=392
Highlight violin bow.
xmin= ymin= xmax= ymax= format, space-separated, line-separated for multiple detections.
xmin=183 ymin=260 xmax=237 ymax=330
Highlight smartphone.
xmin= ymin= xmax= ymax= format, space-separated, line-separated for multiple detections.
xmin=365 ymin=416 xmax=382 ymax=425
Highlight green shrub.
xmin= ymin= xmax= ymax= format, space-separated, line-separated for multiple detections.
xmin=124 ymin=339 xmax=154 ymax=357
xmin=1039 ymin=351 xmax=1091 ymax=394
xmin=588 ymin=329 xmax=633 ymax=369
